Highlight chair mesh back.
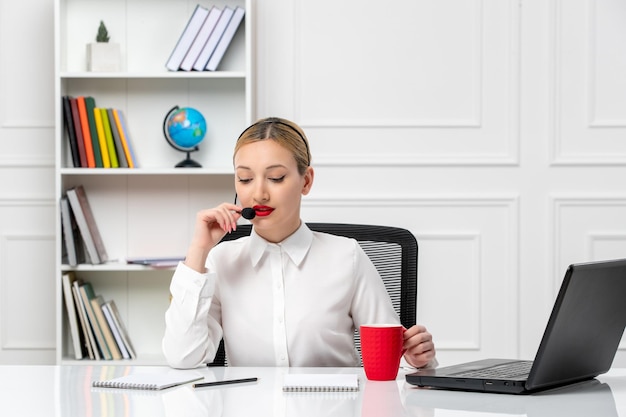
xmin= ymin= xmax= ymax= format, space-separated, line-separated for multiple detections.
xmin=352 ymin=240 xmax=404 ymax=357
xmin=209 ymin=223 xmax=418 ymax=366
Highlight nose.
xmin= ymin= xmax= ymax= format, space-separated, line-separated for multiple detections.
xmin=252 ymin=181 xmax=269 ymax=203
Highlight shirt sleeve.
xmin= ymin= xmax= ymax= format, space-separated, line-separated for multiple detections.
xmin=162 ymin=261 xmax=223 ymax=369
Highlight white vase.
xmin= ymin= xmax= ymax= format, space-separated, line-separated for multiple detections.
xmin=86 ymin=42 xmax=121 ymax=72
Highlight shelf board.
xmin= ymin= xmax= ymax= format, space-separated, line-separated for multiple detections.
xmin=60 ymin=71 xmax=247 ymax=80
xmin=61 ymin=355 xmax=167 ymax=366
xmin=61 ymin=262 xmax=178 ymax=272
xmin=59 ymin=167 xmax=234 ymax=175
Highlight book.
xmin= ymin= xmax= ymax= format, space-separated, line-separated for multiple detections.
xmin=165 ymin=4 xmax=210 ymax=71
xmin=126 ymin=256 xmax=184 ymax=268
xmin=70 ymin=98 xmax=87 ymax=167
xmin=193 ymin=6 xmax=234 ymax=71
xmin=66 ymin=185 xmax=108 ymax=264
xmin=61 ymin=272 xmax=84 ymax=360
xmin=93 ymin=107 xmax=111 ymax=168
xmin=101 ymin=301 xmax=133 ymax=359
xmin=60 ymin=196 xmax=85 ymax=266
xmin=62 ymin=96 xmax=80 ymax=167
xmin=101 ymin=303 xmax=129 ymax=359
xmin=107 ymin=108 xmax=128 ymax=168
xmin=112 ymin=109 xmax=135 ymax=168
xmin=92 ymin=371 xmax=203 ymax=390
xmin=205 ymin=6 xmax=245 ymax=71
xmin=79 ymin=282 xmax=112 ymax=360
xmin=282 ymin=374 xmax=360 ymax=392
xmin=179 ymin=6 xmax=222 ymax=71
xmin=72 ymin=278 xmax=98 ymax=359
xmin=90 ymin=295 xmax=123 ymax=360
xmin=76 ymin=96 xmax=96 ymax=168
xmin=85 ymin=96 xmax=103 ymax=167
xmin=99 ymin=108 xmax=119 ymax=168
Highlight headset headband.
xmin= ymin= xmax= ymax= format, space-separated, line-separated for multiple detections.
xmin=237 ymin=118 xmax=310 ymax=166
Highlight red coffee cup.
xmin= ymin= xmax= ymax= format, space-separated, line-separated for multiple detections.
xmin=360 ymin=324 xmax=405 ymax=381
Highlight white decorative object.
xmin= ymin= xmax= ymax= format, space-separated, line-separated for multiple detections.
xmin=87 ymin=42 xmax=120 ymax=72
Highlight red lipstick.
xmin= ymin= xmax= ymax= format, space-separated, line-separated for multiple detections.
xmin=253 ymin=205 xmax=274 ymax=217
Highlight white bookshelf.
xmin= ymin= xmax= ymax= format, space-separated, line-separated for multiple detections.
xmin=54 ymin=0 xmax=254 ymax=364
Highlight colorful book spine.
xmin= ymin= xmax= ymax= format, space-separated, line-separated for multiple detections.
xmin=107 ymin=108 xmax=128 ymax=168
xmin=76 ymin=96 xmax=96 ymax=168
xmin=112 ymin=109 xmax=135 ymax=168
xmin=93 ymin=108 xmax=111 ymax=168
xmin=100 ymin=108 xmax=119 ymax=168
xmin=62 ymin=96 xmax=80 ymax=167
xmin=85 ymin=96 xmax=103 ymax=167
xmin=70 ymin=98 xmax=87 ymax=167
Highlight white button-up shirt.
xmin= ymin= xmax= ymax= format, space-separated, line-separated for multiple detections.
xmin=162 ymin=223 xmax=399 ymax=368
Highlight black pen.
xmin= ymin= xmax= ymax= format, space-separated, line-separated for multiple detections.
xmin=192 ymin=377 xmax=258 ymax=388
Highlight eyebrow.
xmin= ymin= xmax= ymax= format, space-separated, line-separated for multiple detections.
xmin=235 ymin=164 xmax=288 ymax=171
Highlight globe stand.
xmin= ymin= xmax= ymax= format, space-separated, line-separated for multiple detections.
xmin=175 ymin=151 xmax=202 ymax=168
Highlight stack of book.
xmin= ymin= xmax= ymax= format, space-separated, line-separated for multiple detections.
xmin=166 ymin=4 xmax=245 ymax=71
xmin=62 ymin=272 xmax=136 ymax=360
xmin=60 ymin=185 xmax=108 ymax=266
xmin=62 ymin=95 xmax=137 ymax=168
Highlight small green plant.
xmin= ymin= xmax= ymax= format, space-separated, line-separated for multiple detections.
xmin=96 ymin=20 xmax=110 ymax=43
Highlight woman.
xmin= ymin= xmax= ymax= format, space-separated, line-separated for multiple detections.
xmin=162 ymin=117 xmax=436 ymax=369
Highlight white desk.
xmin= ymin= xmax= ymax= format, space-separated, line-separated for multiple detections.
xmin=1 ymin=365 xmax=626 ymax=416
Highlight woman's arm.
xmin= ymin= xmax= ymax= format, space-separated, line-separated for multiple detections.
xmin=162 ymin=262 xmax=223 ymax=369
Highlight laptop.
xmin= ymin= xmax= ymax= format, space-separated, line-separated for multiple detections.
xmin=406 ymin=258 xmax=626 ymax=394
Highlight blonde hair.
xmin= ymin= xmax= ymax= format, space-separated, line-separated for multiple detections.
xmin=234 ymin=117 xmax=311 ymax=175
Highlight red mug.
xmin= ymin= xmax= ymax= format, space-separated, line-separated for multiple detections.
xmin=360 ymin=324 xmax=405 ymax=381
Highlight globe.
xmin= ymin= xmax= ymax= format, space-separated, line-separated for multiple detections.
xmin=162 ymin=105 xmax=207 ymax=167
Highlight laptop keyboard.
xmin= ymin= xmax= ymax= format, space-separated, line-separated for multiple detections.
xmin=451 ymin=360 xmax=533 ymax=379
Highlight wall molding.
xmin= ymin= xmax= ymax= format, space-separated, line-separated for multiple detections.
xmin=418 ymin=232 xmax=482 ymax=350
xmin=550 ymin=0 xmax=626 ymax=166
xmin=0 ymin=155 xmax=54 ymax=168
xmin=0 ymin=234 xmax=55 ymax=351
xmin=550 ymin=194 xmax=626 ymax=293
xmin=292 ymin=0 xmax=520 ymax=167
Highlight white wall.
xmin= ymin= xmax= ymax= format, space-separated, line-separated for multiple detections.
xmin=1 ymin=0 xmax=625 ymax=366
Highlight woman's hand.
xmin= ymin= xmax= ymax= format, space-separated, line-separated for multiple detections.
xmin=402 ymin=325 xmax=436 ymax=368
xmin=184 ymin=203 xmax=243 ymax=272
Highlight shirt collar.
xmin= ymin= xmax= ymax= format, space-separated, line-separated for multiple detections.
xmin=249 ymin=222 xmax=313 ymax=267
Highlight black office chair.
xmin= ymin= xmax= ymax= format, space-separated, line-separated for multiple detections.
xmin=209 ymin=223 xmax=418 ymax=366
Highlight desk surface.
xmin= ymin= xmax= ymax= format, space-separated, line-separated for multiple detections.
xmin=2 ymin=365 xmax=626 ymax=417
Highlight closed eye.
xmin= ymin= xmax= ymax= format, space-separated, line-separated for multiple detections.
xmin=269 ymin=175 xmax=285 ymax=183
xmin=237 ymin=177 xmax=252 ymax=184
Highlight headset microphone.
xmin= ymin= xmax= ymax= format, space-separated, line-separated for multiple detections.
xmin=240 ymin=208 xmax=256 ymax=220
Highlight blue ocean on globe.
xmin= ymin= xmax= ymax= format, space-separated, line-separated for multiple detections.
xmin=165 ymin=107 xmax=206 ymax=149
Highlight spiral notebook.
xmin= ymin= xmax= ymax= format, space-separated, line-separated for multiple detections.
xmin=282 ymin=374 xmax=359 ymax=392
xmin=92 ymin=371 xmax=203 ymax=390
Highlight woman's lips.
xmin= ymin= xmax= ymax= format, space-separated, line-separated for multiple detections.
xmin=253 ymin=206 xmax=274 ymax=217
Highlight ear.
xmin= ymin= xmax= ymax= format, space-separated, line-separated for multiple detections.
xmin=301 ymin=166 xmax=314 ymax=196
